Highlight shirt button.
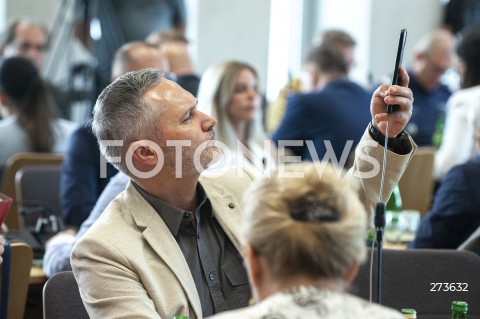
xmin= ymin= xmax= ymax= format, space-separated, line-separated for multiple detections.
xmin=228 ymin=202 xmax=235 ymax=209
xmin=184 ymin=212 xmax=191 ymax=219
xmin=209 ymin=273 xmax=215 ymax=281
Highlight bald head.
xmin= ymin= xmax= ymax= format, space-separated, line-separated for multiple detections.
xmin=146 ymin=30 xmax=194 ymax=76
xmin=413 ymin=29 xmax=455 ymax=56
xmin=412 ymin=29 xmax=455 ymax=91
xmin=111 ymin=42 xmax=170 ymax=80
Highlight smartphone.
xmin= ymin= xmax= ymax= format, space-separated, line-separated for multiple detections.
xmin=387 ymin=28 xmax=407 ymax=113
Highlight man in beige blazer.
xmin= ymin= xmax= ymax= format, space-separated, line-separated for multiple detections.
xmin=71 ymin=68 xmax=415 ymax=318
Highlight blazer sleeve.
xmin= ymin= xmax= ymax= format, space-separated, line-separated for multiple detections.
xmin=348 ymin=128 xmax=417 ymax=225
xmin=71 ymin=235 xmax=161 ymax=319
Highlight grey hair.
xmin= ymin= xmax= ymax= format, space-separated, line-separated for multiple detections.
xmin=242 ymin=162 xmax=367 ymax=282
xmin=92 ymin=68 xmax=168 ymax=174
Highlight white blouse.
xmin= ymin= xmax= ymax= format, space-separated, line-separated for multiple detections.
xmin=435 ymin=85 xmax=480 ymax=180
xmin=208 ymin=286 xmax=403 ymax=319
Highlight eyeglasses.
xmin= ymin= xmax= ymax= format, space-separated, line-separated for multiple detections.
xmin=15 ymin=42 xmax=47 ymax=52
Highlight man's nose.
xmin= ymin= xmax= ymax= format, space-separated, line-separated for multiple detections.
xmin=200 ymin=112 xmax=217 ymax=131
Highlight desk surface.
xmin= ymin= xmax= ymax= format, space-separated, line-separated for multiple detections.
xmin=30 ymin=266 xmax=47 ymax=285
xmin=384 ymin=241 xmax=408 ymax=250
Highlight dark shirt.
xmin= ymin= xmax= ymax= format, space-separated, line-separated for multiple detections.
xmin=60 ymin=121 xmax=117 ymax=227
xmin=409 ymin=156 xmax=480 ymax=249
xmin=133 ymin=182 xmax=250 ymax=317
xmin=406 ymin=73 xmax=451 ymax=146
xmin=272 ymin=79 xmax=371 ymax=165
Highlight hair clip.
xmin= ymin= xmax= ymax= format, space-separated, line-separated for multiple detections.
xmin=290 ymin=201 xmax=340 ymax=222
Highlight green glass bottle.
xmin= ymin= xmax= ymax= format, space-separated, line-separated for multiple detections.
xmin=433 ymin=113 xmax=445 ymax=149
xmin=386 ymin=185 xmax=403 ymax=212
xmin=173 ymin=316 xmax=190 ymax=319
xmin=451 ymin=301 xmax=468 ymax=319
xmin=401 ymin=308 xmax=417 ymax=319
xmin=386 ymin=185 xmax=403 ymax=242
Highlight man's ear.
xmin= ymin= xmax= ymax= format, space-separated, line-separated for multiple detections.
xmin=128 ymin=140 xmax=160 ymax=166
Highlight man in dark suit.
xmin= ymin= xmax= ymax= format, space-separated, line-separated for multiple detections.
xmin=272 ymin=45 xmax=371 ymax=166
xmin=409 ymin=105 xmax=480 ymax=249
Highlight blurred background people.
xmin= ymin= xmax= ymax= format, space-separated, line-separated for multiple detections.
xmin=209 ymin=162 xmax=403 ymax=319
xmin=0 ymin=18 xmax=73 ymax=119
xmin=404 ymin=29 xmax=455 ymax=146
xmin=267 ymin=29 xmax=358 ymax=134
xmin=409 ymin=100 xmax=480 ymax=249
xmin=74 ymin=0 xmax=186 ymax=97
xmin=0 ymin=56 xmax=77 ymax=178
xmin=197 ymin=60 xmax=276 ymax=174
xmin=272 ymin=45 xmax=371 ymax=166
xmin=316 ymin=29 xmax=357 ymax=76
xmin=60 ymin=41 xmax=169 ymax=228
xmin=1 ymin=19 xmax=47 ymax=69
xmin=434 ymin=26 xmax=480 ymax=180
xmin=146 ymin=28 xmax=201 ymax=96
xmin=443 ymin=0 xmax=480 ymax=35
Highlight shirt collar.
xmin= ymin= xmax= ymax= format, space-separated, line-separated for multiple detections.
xmin=132 ymin=181 xmax=211 ymax=236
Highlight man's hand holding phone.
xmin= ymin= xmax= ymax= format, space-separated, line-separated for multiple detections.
xmin=370 ymin=29 xmax=413 ymax=138
xmin=371 ymin=67 xmax=413 ymax=138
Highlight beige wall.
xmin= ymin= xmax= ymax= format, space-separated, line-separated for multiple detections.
xmin=3 ymin=0 xmax=58 ymax=28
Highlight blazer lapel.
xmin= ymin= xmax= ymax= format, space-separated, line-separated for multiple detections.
xmin=199 ymin=177 xmax=244 ymax=253
xmin=123 ymin=182 xmax=202 ymax=318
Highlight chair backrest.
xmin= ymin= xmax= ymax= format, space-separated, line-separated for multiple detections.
xmin=15 ymin=165 xmax=63 ymax=230
xmin=0 ymin=242 xmax=33 ymax=319
xmin=43 ymin=271 xmax=89 ymax=319
xmin=0 ymin=153 xmax=63 ymax=230
xmin=398 ymin=147 xmax=435 ymax=217
xmin=459 ymin=225 xmax=480 ymax=255
xmin=351 ymin=249 xmax=480 ymax=319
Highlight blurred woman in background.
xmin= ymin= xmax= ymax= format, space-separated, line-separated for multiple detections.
xmin=435 ymin=26 xmax=480 ymax=180
xmin=197 ymin=60 xmax=276 ymax=175
xmin=0 ymin=57 xmax=77 ymax=173
xmin=209 ymin=162 xmax=403 ymax=318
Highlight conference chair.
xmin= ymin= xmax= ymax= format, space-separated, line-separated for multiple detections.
xmin=351 ymin=249 xmax=480 ymax=319
xmin=0 ymin=153 xmax=64 ymax=230
xmin=398 ymin=147 xmax=435 ymax=217
xmin=43 ymin=271 xmax=89 ymax=319
xmin=0 ymin=242 xmax=33 ymax=319
xmin=459 ymin=226 xmax=480 ymax=256
xmin=15 ymin=165 xmax=63 ymax=233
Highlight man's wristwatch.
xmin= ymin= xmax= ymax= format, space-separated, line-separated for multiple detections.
xmin=368 ymin=122 xmax=405 ymax=149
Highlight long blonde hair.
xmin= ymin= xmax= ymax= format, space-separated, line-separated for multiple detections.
xmin=197 ymin=60 xmax=265 ymax=151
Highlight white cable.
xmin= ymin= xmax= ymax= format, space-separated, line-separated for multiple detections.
xmin=378 ymin=119 xmax=390 ymax=203
xmin=369 ymin=230 xmax=377 ymax=303
xmin=369 ymin=117 xmax=390 ymax=303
